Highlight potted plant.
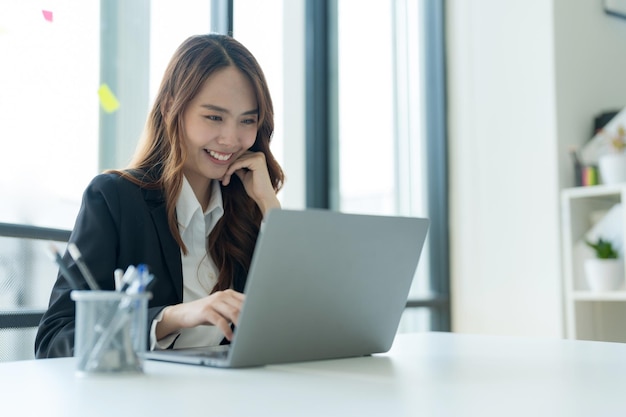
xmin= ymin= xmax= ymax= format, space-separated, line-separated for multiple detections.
xmin=584 ymin=237 xmax=624 ymax=291
xmin=598 ymin=125 xmax=626 ymax=184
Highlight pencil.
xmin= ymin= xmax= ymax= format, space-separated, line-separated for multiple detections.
xmin=47 ymin=244 xmax=82 ymax=290
xmin=67 ymin=243 xmax=100 ymax=291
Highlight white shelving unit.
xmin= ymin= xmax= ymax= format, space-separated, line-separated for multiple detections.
xmin=561 ymin=184 xmax=626 ymax=342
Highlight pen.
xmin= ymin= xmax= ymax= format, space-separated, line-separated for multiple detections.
xmin=67 ymin=243 xmax=100 ymax=291
xmin=136 ymin=264 xmax=148 ymax=291
xmin=47 ymin=244 xmax=82 ymax=290
xmin=119 ymin=265 xmax=136 ymax=292
xmin=114 ymin=268 xmax=124 ymax=291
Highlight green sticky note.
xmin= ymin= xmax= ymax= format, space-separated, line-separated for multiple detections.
xmin=98 ymin=84 xmax=120 ymax=113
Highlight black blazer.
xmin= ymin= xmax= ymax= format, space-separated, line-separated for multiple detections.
xmin=34 ymin=173 xmax=247 ymax=358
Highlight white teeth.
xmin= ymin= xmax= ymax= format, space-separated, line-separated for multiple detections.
xmin=208 ymin=150 xmax=232 ymax=161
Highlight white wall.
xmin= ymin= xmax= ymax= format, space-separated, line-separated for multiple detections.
xmin=448 ymin=0 xmax=626 ymax=338
xmin=445 ymin=1 xmax=552 ymax=338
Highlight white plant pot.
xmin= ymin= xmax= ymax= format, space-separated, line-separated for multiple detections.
xmin=598 ymin=153 xmax=626 ymax=185
xmin=584 ymin=258 xmax=624 ymax=291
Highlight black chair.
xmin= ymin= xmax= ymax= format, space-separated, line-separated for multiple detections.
xmin=0 ymin=223 xmax=70 ymax=361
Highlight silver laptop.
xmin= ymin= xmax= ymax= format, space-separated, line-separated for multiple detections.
xmin=145 ymin=209 xmax=429 ymax=368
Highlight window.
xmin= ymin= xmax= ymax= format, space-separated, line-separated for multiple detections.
xmin=0 ymin=2 xmax=101 ymax=361
xmin=0 ymin=1 xmax=100 ymax=231
xmin=335 ymin=0 xmax=438 ymax=331
xmin=233 ymin=0 xmax=304 ymax=209
xmin=0 ymin=1 xmax=216 ymax=361
xmin=307 ymin=0 xmax=449 ymax=331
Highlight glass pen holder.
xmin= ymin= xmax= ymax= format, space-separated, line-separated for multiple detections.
xmin=71 ymin=290 xmax=152 ymax=375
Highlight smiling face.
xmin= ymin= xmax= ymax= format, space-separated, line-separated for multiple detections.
xmin=181 ymin=66 xmax=259 ymax=203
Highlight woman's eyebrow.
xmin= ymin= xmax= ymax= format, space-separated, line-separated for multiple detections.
xmin=200 ymin=104 xmax=228 ymax=113
xmin=242 ymin=108 xmax=259 ymax=116
xmin=200 ymin=104 xmax=258 ymax=116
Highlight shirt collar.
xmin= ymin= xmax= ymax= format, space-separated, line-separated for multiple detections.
xmin=176 ymin=176 xmax=224 ymax=234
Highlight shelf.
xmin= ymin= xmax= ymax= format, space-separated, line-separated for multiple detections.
xmin=571 ymin=291 xmax=626 ymax=301
xmin=561 ymin=185 xmax=626 ymax=341
xmin=562 ymin=184 xmax=626 ymax=199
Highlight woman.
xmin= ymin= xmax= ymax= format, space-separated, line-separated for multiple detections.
xmin=35 ymin=34 xmax=284 ymax=358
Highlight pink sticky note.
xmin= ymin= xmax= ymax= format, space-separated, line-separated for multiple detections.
xmin=42 ymin=10 xmax=53 ymax=22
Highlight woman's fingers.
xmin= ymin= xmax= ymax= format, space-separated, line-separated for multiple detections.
xmin=221 ymin=152 xmax=280 ymax=215
xmin=221 ymin=152 xmax=257 ymax=186
xmin=157 ymin=290 xmax=245 ymax=341
xmin=206 ymin=310 xmax=234 ymax=341
xmin=211 ymin=290 xmax=244 ymax=326
xmin=200 ymin=290 xmax=245 ymax=339
xmin=222 ymin=152 xmax=270 ymax=192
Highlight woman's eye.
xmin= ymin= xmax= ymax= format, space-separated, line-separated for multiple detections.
xmin=242 ymin=118 xmax=258 ymax=125
xmin=205 ymin=115 xmax=222 ymax=121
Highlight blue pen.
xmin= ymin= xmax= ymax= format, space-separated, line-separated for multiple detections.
xmin=134 ymin=264 xmax=150 ymax=293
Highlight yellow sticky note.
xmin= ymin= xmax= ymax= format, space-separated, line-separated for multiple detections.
xmin=98 ymin=84 xmax=120 ymax=113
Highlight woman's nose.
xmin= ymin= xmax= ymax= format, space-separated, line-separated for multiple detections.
xmin=216 ymin=122 xmax=237 ymax=146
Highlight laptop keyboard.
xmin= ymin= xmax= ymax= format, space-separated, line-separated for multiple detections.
xmin=193 ymin=344 xmax=230 ymax=359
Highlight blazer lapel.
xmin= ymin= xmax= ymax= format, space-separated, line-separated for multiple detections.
xmin=145 ymin=188 xmax=183 ymax=301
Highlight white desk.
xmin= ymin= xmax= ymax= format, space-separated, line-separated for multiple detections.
xmin=2 ymin=332 xmax=626 ymax=416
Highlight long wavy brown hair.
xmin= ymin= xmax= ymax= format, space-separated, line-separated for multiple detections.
xmin=114 ymin=33 xmax=284 ymax=292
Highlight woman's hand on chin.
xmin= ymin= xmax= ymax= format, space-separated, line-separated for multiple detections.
xmin=221 ymin=151 xmax=281 ymax=216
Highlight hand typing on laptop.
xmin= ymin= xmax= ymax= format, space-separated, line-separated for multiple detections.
xmin=144 ymin=209 xmax=430 ymax=368
xmin=156 ymin=290 xmax=245 ymax=342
